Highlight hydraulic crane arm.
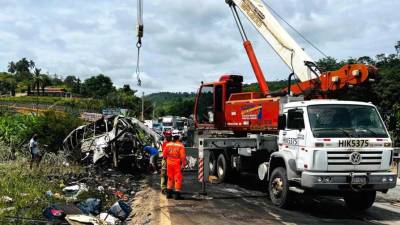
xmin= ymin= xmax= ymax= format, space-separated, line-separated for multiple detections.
xmin=228 ymin=0 xmax=319 ymax=82
xmin=227 ymin=0 xmax=375 ymax=99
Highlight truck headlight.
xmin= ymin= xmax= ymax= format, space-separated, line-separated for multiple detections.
xmin=388 ymin=177 xmax=394 ymax=182
xmin=382 ymin=177 xmax=387 ymax=182
xmin=315 ymin=142 xmax=324 ymax=147
xmin=384 ymin=142 xmax=392 ymax=147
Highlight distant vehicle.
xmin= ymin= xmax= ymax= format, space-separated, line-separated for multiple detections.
xmin=152 ymin=123 xmax=162 ymax=133
xmin=144 ymin=120 xmax=154 ymax=128
xmin=161 ymin=116 xmax=176 ymax=132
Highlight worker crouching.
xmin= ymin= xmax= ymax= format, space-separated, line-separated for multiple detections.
xmin=163 ymin=131 xmax=186 ymax=200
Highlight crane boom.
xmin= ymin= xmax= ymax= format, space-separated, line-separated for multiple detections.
xmin=228 ymin=0 xmax=318 ymax=82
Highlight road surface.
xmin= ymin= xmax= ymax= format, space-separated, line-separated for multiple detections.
xmin=130 ymin=172 xmax=400 ymax=225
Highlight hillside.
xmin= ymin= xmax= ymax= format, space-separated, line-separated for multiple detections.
xmin=147 ymin=80 xmax=288 ymax=118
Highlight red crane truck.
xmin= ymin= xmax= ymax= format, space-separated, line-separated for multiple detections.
xmin=193 ymin=0 xmax=397 ymax=210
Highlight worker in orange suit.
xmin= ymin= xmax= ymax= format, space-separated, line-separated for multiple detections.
xmin=163 ymin=130 xmax=186 ymax=200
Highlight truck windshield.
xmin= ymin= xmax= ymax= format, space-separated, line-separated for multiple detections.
xmin=307 ymin=104 xmax=388 ymax=138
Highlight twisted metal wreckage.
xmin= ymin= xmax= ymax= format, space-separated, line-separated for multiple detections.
xmin=63 ymin=116 xmax=161 ymax=169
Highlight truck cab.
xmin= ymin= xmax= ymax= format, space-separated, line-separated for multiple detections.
xmin=271 ymin=100 xmax=397 ymax=209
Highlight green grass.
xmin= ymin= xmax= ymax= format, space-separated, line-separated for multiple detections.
xmin=0 ymin=96 xmax=104 ymax=111
xmin=0 ymin=156 xmax=84 ymax=223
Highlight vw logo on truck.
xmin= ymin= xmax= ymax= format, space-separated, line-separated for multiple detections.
xmin=350 ymin=152 xmax=362 ymax=165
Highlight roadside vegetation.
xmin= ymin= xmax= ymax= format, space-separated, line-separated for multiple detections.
xmin=0 ymin=151 xmax=84 ymax=222
xmin=0 ymin=111 xmax=82 ymax=153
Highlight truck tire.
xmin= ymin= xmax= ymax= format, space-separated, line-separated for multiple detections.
xmin=216 ymin=153 xmax=230 ymax=183
xmin=209 ymin=151 xmax=217 ymax=176
xmin=344 ymin=191 xmax=376 ymax=211
xmin=269 ymin=167 xmax=292 ymax=208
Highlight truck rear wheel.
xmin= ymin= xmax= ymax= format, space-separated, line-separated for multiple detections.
xmin=269 ymin=167 xmax=292 ymax=208
xmin=344 ymin=191 xmax=376 ymax=211
xmin=216 ymin=153 xmax=230 ymax=183
xmin=209 ymin=151 xmax=217 ymax=176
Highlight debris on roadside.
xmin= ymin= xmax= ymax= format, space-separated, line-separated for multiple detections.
xmin=108 ymin=200 xmax=132 ymax=221
xmin=99 ymin=212 xmax=121 ymax=225
xmin=77 ymin=198 xmax=102 ymax=215
xmin=63 ymin=183 xmax=89 ymax=201
xmin=0 ymin=195 xmax=13 ymax=204
xmin=39 ymin=166 xmax=139 ymax=225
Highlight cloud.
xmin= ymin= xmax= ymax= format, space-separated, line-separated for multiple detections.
xmin=0 ymin=0 xmax=399 ymax=95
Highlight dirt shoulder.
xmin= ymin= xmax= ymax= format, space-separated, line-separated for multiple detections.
xmin=129 ymin=176 xmax=163 ymax=225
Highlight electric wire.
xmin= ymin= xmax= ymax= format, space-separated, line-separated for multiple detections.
xmin=262 ymin=0 xmax=328 ymax=58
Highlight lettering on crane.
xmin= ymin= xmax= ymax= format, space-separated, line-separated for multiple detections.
xmin=241 ymin=104 xmax=263 ymax=120
xmin=241 ymin=0 xmax=265 ymax=27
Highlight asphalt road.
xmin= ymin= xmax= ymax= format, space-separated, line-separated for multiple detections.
xmin=139 ymin=172 xmax=400 ymax=225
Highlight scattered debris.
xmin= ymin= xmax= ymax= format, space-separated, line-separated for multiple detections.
xmin=43 ymin=205 xmax=65 ymax=220
xmin=0 ymin=207 xmax=15 ymax=214
xmin=0 ymin=195 xmax=13 ymax=204
xmin=63 ymin=183 xmax=88 ymax=201
xmin=39 ymin=166 xmax=139 ymax=224
xmin=108 ymin=200 xmax=132 ymax=221
xmin=65 ymin=214 xmax=102 ymax=225
xmin=77 ymin=198 xmax=102 ymax=215
xmin=99 ymin=212 xmax=121 ymax=225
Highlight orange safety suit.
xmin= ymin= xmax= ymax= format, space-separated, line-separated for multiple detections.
xmin=163 ymin=141 xmax=186 ymax=191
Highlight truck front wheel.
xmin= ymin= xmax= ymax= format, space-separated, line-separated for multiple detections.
xmin=343 ymin=191 xmax=376 ymax=211
xmin=209 ymin=151 xmax=217 ymax=176
xmin=216 ymin=153 xmax=230 ymax=183
xmin=269 ymin=167 xmax=292 ymax=208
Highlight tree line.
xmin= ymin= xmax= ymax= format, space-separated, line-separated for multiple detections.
xmin=0 ymin=58 xmax=154 ymax=118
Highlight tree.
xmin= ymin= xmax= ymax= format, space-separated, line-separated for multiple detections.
xmin=121 ymin=84 xmax=136 ymax=96
xmin=12 ymin=58 xmax=34 ymax=81
xmin=81 ymin=74 xmax=115 ymax=98
xmin=316 ymin=56 xmax=342 ymax=72
xmin=32 ymin=68 xmax=42 ymax=96
xmin=357 ymin=56 xmax=375 ymax=65
xmin=64 ymin=75 xmax=81 ymax=94
xmin=41 ymin=75 xmax=52 ymax=95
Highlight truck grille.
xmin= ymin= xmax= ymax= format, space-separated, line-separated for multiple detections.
xmin=327 ymin=151 xmax=382 ymax=165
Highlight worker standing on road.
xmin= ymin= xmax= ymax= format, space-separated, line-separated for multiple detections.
xmin=163 ymin=130 xmax=186 ymax=200
xmin=160 ymin=130 xmax=172 ymax=194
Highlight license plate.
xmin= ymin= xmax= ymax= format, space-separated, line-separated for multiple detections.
xmin=351 ymin=176 xmax=367 ymax=184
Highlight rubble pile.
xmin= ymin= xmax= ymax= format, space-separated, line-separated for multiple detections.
xmin=41 ymin=166 xmax=142 ymax=225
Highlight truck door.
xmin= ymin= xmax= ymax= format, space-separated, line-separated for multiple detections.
xmin=195 ymin=84 xmax=215 ymax=129
xmin=285 ymin=108 xmax=306 ymax=169
xmin=214 ymin=84 xmax=224 ymax=128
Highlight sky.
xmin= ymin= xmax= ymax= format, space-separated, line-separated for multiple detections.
xmin=0 ymin=0 xmax=399 ymax=94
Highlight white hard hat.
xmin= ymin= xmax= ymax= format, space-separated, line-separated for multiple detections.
xmin=172 ymin=129 xmax=180 ymax=137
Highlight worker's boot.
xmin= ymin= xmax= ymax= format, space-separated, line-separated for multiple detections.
xmin=166 ymin=189 xmax=173 ymax=199
xmin=173 ymin=191 xmax=182 ymax=200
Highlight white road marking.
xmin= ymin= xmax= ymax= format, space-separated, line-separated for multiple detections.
xmin=160 ymin=194 xmax=172 ymax=225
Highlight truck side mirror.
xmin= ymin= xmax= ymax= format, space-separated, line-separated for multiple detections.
xmin=278 ymin=114 xmax=286 ymax=130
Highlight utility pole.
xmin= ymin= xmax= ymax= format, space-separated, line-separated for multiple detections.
xmin=152 ymin=102 xmax=156 ymax=119
xmin=141 ymin=91 xmax=144 ymax=121
xmin=396 ymin=41 xmax=400 ymax=58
